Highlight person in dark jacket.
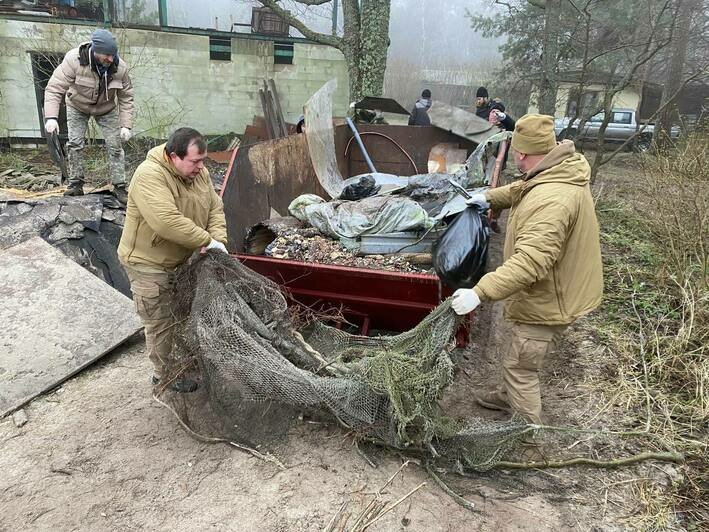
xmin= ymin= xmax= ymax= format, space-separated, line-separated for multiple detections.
xmin=408 ymin=89 xmax=432 ymax=126
xmin=475 ymin=86 xmax=515 ymax=169
xmin=475 ymin=86 xmax=515 ymax=131
xmin=474 ymin=86 xmax=502 ymax=120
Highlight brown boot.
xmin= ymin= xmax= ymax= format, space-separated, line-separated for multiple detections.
xmin=473 ymin=389 xmax=511 ymax=413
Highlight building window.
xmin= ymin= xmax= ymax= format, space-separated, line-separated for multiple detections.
xmin=274 ymin=41 xmax=294 ymax=65
xmin=209 ymin=36 xmax=231 ymax=61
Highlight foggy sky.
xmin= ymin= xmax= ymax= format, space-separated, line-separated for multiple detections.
xmin=388 ymin=0 xmax=501 ymax=66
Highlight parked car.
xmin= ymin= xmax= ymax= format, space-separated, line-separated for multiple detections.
xmin=554 ymin=109 xmax=680 ymax=152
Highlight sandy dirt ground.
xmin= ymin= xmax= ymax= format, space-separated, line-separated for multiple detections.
xmin=0 ymin=175 xmax=680 ymax=532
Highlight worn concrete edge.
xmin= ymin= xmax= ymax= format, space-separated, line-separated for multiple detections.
xmin=0 ymin=328 xmax=143 ymax=419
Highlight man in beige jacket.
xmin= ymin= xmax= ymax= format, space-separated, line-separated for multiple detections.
xmin=451 ymin=114 xmax=603 ymax=426
xmin=119 ymin=127 xmax=228 ymax=392
xmin=44 ymin=29 xmax=134 ymax=202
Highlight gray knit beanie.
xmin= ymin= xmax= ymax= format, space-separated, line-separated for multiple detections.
xmin=91 ymin=29 xmax=118 ymax=55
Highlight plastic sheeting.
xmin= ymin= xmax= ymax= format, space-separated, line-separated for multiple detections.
xmin=288 ymin=194 xmax=435 ymax=245
xmin=304 ymin=79 xmax=345 ymax=199
xmin=427 ymin=101 xmax=496 ymax=144
xmin=453 ymin=130 xmax=513 ymax=187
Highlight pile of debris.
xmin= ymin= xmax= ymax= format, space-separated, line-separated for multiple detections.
xmin=264 ymin=226 xmax=431 ymax=273
xmin=0 ymin=191 xmax=130 ymax=295
xmin=0 ymin=164 xmax=61 ymax=191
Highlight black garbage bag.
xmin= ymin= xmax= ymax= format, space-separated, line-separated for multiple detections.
xmin=339 ymin=174 xmax=381 ymax=201
xmin=432 ymin=206 xmax=491 ymax=289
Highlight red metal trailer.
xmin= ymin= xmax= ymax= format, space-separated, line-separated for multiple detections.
xmin=237 ymin=254 xmax=452 ymax=334
xmin=219 ymin=124 xmax=480 ymax=339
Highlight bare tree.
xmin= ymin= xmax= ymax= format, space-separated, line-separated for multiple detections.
xmin=655 ymin=0 xmax=695 ymax=148
xmin=537 ymin=0 xmax=563 ymax=114
xmin=255 ymin=0 xmax=391 ymax=101
xmin=588 ymin=0 xmax=674 ymax=179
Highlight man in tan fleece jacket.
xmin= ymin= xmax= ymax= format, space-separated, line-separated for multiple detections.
xmin=119 ymin=127 xmax=228 ymax=393
xmin=44 ymin=29 xmax=134 ymax=202
xmin=451 ymin=114 xmax=603 ymax=426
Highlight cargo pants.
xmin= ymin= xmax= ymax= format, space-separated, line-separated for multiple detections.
xmin=66 ymin=104 xmax=126 ymax=187
xmin=123 ymin=264 xmax=176 ymax=379
xmin=502 ymin=322 xmax=569 ymax=425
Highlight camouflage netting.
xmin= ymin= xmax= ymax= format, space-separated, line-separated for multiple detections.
xmin=155 ymin=251 xmax=528 ymax=471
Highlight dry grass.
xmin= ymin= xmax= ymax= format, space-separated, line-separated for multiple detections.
xmin=0 ymin=150 xmax=31 ymax=173
xmin=591 ymin=133 xmax=708 ymax=529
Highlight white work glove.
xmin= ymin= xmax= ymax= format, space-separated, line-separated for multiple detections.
xmin=45 ymin=119 xmax=59 ymax=134
xmin=120 ymin=127 xmax=132 ymax=142
xmin=206 ymin=239 xmax=228 ymax=253
xmin=465 ymin=192 xmax=490 ymax=210
xmin=491 ymin=109 xmax=507 ymax=123
xmin=451 ymin=288 xmax=481 ymax=315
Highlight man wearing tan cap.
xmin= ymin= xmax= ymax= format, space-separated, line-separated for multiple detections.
xmin=450 ymin=114 xmax=603 ymax=427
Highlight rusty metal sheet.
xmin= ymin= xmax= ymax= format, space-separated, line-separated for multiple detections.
xmin=0 ymin=237 xmax=142 ymax=417
xmin=243 ymin=116 xmax=270 ymax=145
xmin=334 ymin=124 xmax=478 ymax=178
xmin=221 ymin=134 xmax=327 ymax=252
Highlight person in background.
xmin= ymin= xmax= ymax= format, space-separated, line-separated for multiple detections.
xmin=475 ymin=86 xmax=515 ymax=131
xmin=475 ymin=86 xmax=515 ymax=168
xmin=409 ymin=89 xmax=432 ymax=126
xmin=44 ymin=29 xmax=134 ymax=203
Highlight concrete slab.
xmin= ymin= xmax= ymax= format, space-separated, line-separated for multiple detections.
xmin=0 ymin=237 xmax=142 ymax=417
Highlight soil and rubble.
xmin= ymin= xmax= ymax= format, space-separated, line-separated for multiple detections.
xmin=0 ymin=164 xmax=61 ymax=191
xmin=265 ymin=226 xmax=432 ymax=273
